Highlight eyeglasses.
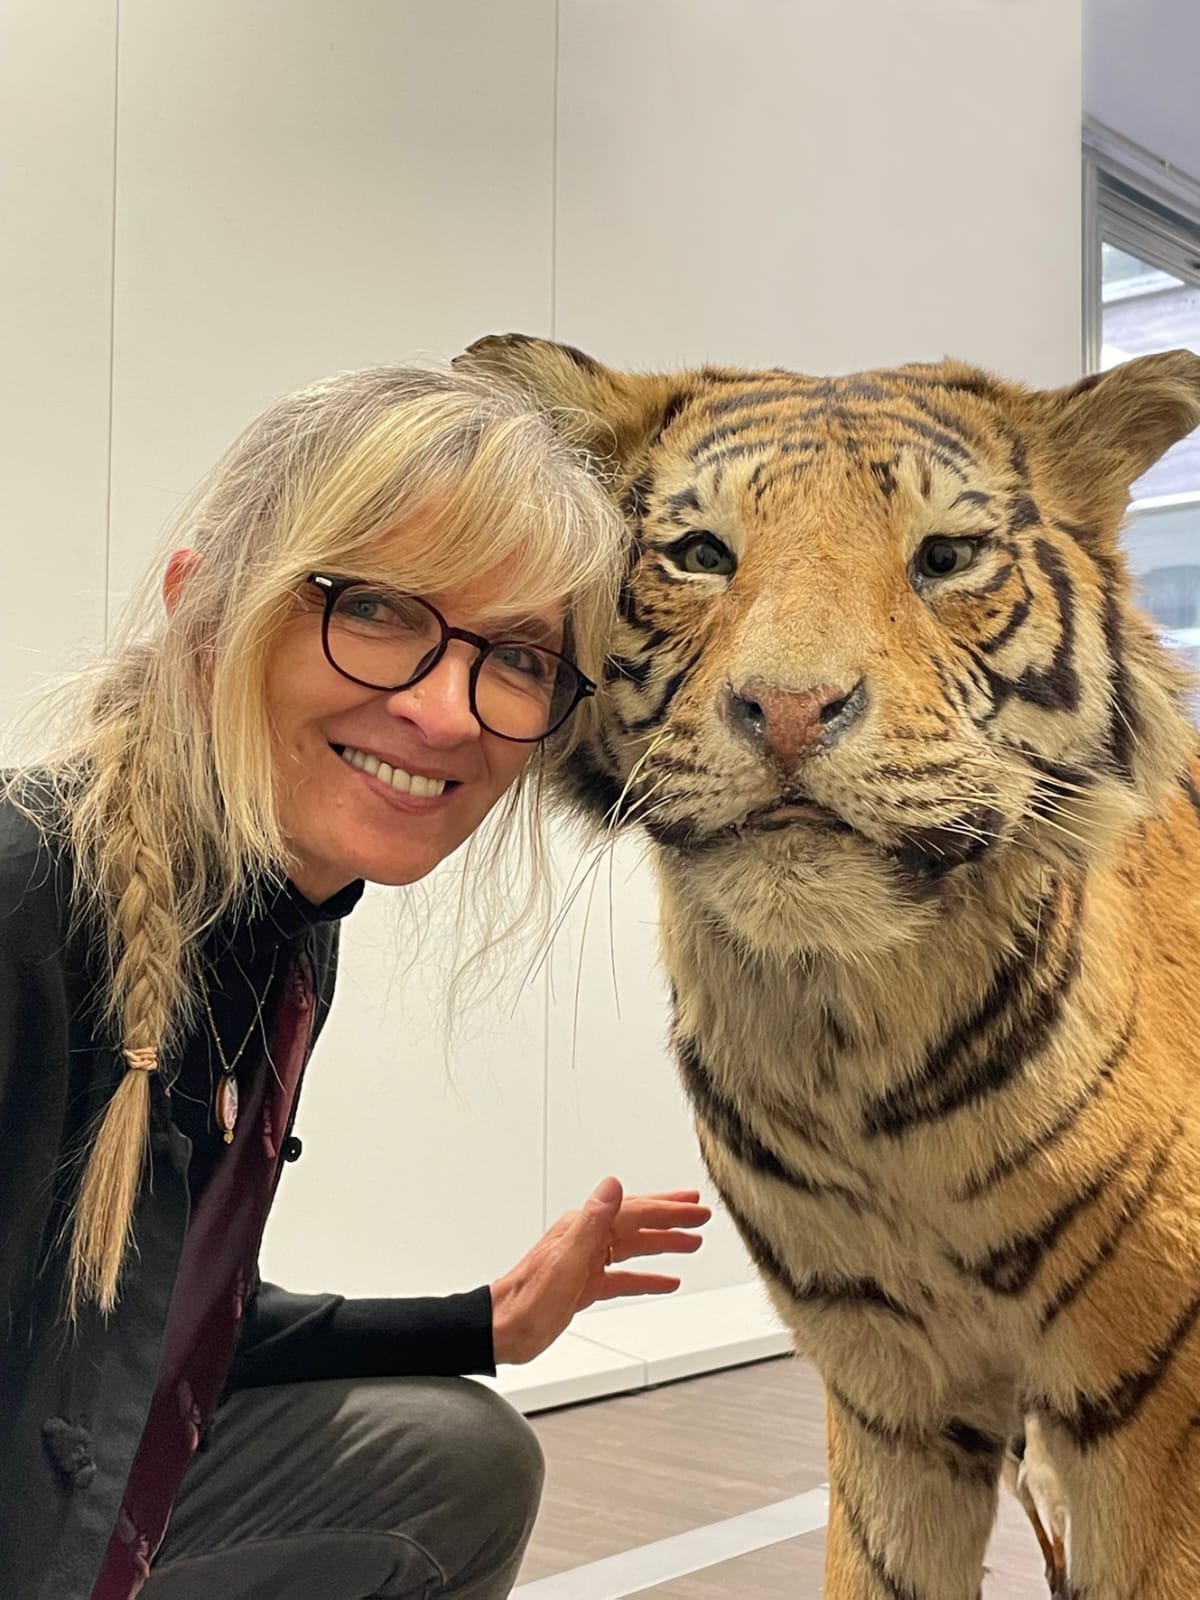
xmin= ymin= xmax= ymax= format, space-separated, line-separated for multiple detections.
xmin=306 ymin=574 xmax=596 ymax=743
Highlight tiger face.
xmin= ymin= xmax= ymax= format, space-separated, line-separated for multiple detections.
xmin=461 ymin=337 xmax=1199 ymax=957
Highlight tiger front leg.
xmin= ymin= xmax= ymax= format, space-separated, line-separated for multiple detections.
xmin=824 ymin=1386 xmax=1007 ymax=1600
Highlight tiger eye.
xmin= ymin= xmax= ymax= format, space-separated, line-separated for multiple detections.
xmin=916 ymin=537 xmax=977 ymax=580
xmin=679 ymin=534 xmax=736 ymax=577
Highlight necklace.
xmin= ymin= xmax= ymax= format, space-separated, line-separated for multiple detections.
xmin=202 ymin=951 xmax=278 ymax=1144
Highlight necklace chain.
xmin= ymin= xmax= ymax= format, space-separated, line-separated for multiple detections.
xmin=204 ymin=950 xmax=279 ymax=1144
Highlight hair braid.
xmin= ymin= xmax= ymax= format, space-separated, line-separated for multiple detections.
xmin=66 ymin=707 xmax=189 ymax=1317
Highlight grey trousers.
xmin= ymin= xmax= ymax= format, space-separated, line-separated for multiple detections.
xmin=141 ymin=1377 xmax=544 ymax=1600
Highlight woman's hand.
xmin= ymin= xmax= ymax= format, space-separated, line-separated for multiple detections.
xmin=489 ymin=1177 xmax=711 ymax=1365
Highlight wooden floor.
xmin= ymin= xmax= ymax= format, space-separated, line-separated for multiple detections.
xmin=518 ymin=1356 xmax=1049 ymax=1597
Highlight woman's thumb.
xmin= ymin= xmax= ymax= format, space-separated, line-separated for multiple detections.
xmin=582 ymin=1175 xmax=623 ymax=1228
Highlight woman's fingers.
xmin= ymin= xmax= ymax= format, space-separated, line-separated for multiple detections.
xmin=618 ymin=1198 xmax=711 ymax=1231
xmin=595 ymin=1271 xmax=682 ymax=1301
xmin=610 ymin=1229 xmax=705 ymax=1261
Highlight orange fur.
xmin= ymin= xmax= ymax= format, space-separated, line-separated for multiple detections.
xmin=460 ymin=335 xmax=1200 ymax=1599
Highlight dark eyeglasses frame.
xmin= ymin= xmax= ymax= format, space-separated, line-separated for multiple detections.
xmin=306 ymin=573 xmax=596 ymax=743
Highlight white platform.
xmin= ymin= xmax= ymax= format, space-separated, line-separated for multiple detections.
xmin=480 ymin=1282 xmax=791 ymax=1415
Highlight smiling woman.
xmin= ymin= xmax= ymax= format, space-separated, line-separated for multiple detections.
xmin=0 ymin=365 xmax=712 ymax=1600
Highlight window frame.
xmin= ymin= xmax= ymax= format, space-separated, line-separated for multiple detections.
xmin=1082 ymin=119 xmax=1200 ymax=376
xmin=1082 ymin=122 xmax=1200 ymax=682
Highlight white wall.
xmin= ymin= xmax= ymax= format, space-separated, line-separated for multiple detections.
xmin=0 ymin=0 xmax=115 ymax=742
xmin=556 ymin=0 xmax=1083 ymax=384
xmin=3 ymin=0 xmax=1084 ymax=1394
xmin=1086 ymin=0 xmax=1200 ymax=183
xmin=107 ymin=0 xmax=560 ymax=606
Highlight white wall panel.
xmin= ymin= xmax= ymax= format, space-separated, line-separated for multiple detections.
xmin=543 ymin=832 xmax=753 ymax=1293
xmin=262 ymin=883 xmax=548 ymax=1298
xmin=554 ymin=0 xmax=1083 ymax=384
xmin=107 ymin=0 xmax=558 ymax=605
xmin=0 ymin=0 xmax=115 ymax=751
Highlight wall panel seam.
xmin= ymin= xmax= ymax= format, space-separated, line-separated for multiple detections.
xmin=103 ymin=0 xmax=121 ymax=641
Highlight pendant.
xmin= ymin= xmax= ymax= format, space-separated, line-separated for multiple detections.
xmin=216 ymin=1072 xmax=239 ymax=1144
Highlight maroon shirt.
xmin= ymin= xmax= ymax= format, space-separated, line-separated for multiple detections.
xmin=89 ymin=959 xmax=315 ymax=1598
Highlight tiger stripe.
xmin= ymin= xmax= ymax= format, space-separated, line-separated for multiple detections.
xmin=1039 ymin=1278 xmax=1200 ymax=1448
xmin=829 ymin=1384 xmax=1004 ymax=1487
xmin=833 ymin=1471 xmax=938 ymax=1600
xmin=1040 ymin=1121 xmax=1183 ymax=1332
xmin=719 ymin=1188 xmax=924 ymax=1328
xmin=674 ymin=1034 xmax=867 ymax=1208
xmin=951 ymin=1132 xmax=1142 ymax=1296
xmin=862 ymin=878 xmax=1080 ymax=1138
xmin=957 ymin=1005 xmax=1137 ymax=1201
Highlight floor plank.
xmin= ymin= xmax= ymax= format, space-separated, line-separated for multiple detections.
xmin=519 ymin=1356 xmax=1049 ymax=1596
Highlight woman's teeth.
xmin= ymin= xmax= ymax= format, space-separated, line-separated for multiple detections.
xmin=338 ymin=746 xmax=447 ymax=797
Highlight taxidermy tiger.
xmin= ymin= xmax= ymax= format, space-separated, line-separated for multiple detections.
xmin=460 ymin=333 xmax=1200 ymax=1599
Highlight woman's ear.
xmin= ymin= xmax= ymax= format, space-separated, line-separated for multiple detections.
xmin=162 ymin=548 xmax=201 ymax=617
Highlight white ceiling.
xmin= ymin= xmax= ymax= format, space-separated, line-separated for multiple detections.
xmin=1085 ymin=0 xmax=1200 ymax=184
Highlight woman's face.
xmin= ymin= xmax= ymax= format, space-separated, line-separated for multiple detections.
xmin=166 ymin=551 xmax=562 ymax=903
xmin=265 ymin=579 xmax=564 ymax=902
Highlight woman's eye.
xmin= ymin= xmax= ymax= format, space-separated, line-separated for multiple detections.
xmin=915 ymin=537 xmax=978 ymax=580
xmin=674 ymin=533 xmax=736 ymax=577
xmin=492 ymin=644 xmax=547 ymax=679
xmin=338 ymin=591 xmax=424 ymax=631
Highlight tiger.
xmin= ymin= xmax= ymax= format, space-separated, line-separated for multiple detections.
xmin=458 ymin=333 xmax=1200 ymax=1600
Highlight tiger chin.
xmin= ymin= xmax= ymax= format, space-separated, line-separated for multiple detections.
xmin=457 ymin=333 xmax=1200 ymax=1600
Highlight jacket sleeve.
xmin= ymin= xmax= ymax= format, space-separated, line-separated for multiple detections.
xmin=0 ymin=810 xmax=80 ymax=1314
xmin=224 ymin=1279 xmax=496 ymax=1390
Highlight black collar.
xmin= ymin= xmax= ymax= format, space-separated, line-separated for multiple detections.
xmin=212 ymin=876 xmax=365 ymax=960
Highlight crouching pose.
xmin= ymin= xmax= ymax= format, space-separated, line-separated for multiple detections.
xmin=0 ymin=365 xmax=710 ymax=1600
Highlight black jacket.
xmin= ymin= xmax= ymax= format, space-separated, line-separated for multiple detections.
xmin=0 ymin=798 xmax=494 ymax=1599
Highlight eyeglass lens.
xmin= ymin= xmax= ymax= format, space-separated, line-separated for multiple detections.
xmin=325 ymin=586 xmax=579 ymax=740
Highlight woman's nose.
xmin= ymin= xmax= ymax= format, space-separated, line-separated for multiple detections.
xmin=385 ymin=644 xmax=481 ymax=746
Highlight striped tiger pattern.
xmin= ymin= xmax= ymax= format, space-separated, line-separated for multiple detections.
xmin=460 ymin=334 xmax=1200 ymax=1600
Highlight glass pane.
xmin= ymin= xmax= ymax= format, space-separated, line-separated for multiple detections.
xmin=1124 ymin=500 xmax=1200 ymax=688
xmin=1099 ymin=244 xmax=1200 ymax=501
xmin=1101 ymin=242 xmax=1183 ymax=302
xmin=1100 ymin=241 xmax=1200 ymax=714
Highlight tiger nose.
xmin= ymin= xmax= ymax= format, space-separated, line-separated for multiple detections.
xmin=726 ymin=677 xmax=868 ymax=763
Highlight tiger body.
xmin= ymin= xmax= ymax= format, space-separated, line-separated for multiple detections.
xmin=462 ymin=334 xmax=1200 ymax=1599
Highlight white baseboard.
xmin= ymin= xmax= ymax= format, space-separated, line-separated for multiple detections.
xmin=479 ymin=1281 xmax=792 ymax=1415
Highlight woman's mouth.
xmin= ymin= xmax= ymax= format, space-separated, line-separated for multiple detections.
xmin=333 ymin=743 xmax=458 ymax=798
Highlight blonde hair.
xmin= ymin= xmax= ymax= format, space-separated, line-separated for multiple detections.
xmin=10 ymin=365 xmax=624 ymax=1316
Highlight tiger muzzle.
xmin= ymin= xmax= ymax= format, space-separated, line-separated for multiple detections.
xmin=725 ymin=677 xmax=868 ymax=765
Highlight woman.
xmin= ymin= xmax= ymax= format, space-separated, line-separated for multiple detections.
xmin=0 ymin=366 xmax=710 ymax=1600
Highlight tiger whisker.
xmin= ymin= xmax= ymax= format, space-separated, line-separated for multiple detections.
xmin=520 ymin=836 xmax=616 ymax=988
xmin=602 ymin=731 xmax=671 ymax=831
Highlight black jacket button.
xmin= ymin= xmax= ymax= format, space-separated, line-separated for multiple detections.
xmin=282 ymin=1135 xmax=303 ymax=1162
xmin=42 ymin=1418 xmax=97 ymax=1489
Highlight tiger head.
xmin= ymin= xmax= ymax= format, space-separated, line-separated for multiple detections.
xmin=461 ymin=336 xmax=1200 ymax=958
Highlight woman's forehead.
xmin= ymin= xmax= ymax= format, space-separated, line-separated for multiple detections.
xmin=440 ymin=588 xmax=565 ymax=638
xmin=354 ymin=534 xmax=566 ymax=629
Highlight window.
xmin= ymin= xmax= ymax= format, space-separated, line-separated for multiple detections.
xmin=1083 ymin=123 xmax=1200 ymax=684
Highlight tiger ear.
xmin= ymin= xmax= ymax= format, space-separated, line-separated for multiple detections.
xmin=455 ymin=333 xmax=685 ymax=466
xmin=1026 ymin=349 xmax=1200 ymax=532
